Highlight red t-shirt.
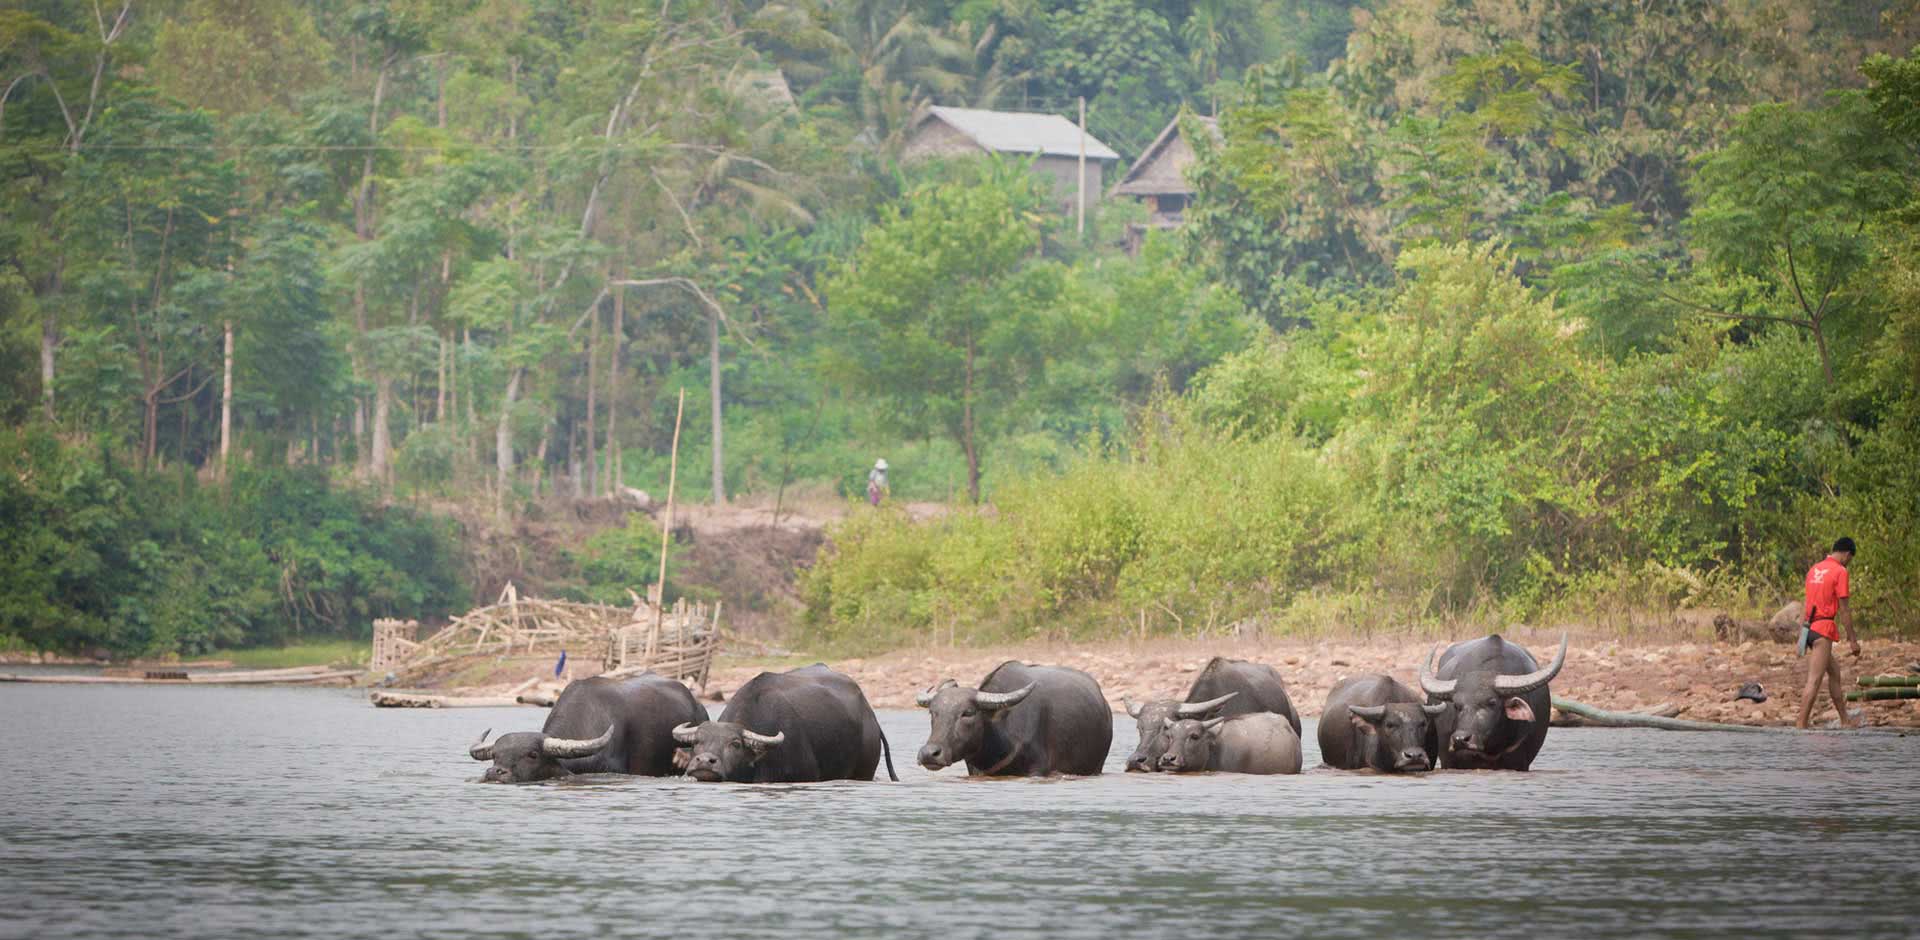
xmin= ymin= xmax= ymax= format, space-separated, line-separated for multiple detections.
xmin=1804 ymin=557 xmax=1850 ymax=640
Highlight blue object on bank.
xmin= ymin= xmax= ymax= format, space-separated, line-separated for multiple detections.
xmin=555 ymin=650 xmax=567 ymax=677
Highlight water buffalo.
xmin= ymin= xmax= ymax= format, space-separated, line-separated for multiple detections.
xmin=1188 ymin=657 xmax=1302 ymax=734
xmin=1155 ymin=712 xmax=1302 ymax=775
xmin=1319 ymin=674 xmax=1444 ymax=772
xmin=1420 ymin=633 xmax=1568 ymax=771
xmin=916 ymin=661 xmax=1112 ymax=776
xmin=1123 ymin=656 xmax=1301 ymax=771
xmin=671 ymin=664 xmax=897 ymax=783
xmin=468 ymin=673 xmax=709 ymax=783
xmin=1121 ymin=694 xmax=1238 ymax=772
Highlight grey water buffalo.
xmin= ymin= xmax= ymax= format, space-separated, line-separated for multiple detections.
xmin=672 ymin=664 xmax=896 ymax=783
xmin=1123 ymin=656 xmax=1301 ymax=771
xmin=1420 ymin=633 xmax=1568 ymax=771
xmin=1319 ymin=674 xmax=1444 ymax=772
xmin=1156 ymin=712 xmax=1302 ymax=775
xmin=917 ymin=661 xmax=1112 ymax=776
xmin=469 ymin=673 xmax=709 ymax=783
xmin=1122 ymin=693 xmax=1237 ymax=772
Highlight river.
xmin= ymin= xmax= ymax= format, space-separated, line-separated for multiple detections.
xmin=2 ymin=682 xmax=1915 ymax=939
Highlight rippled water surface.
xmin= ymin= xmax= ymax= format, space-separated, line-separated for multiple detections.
xmin=4 ymin=682 xmax=1917 ymax=939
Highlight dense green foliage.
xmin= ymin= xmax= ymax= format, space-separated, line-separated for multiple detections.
xmin=3 ymin=1 xmax=1918 ymax=654
xmin=0 ymin=427 xmax=459 ymax=656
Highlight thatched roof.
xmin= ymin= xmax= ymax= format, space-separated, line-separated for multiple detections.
xmin=910 ymin=105 xmax=1120 ymax=161
xmin=1111 ymin=114 xmax=1220 ymax=197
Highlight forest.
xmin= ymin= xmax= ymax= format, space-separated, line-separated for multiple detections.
xmin=3 ymin=0 xmax=1918 ymax=657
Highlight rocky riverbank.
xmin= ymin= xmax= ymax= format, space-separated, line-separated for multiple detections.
xmin=417 ymin=633 xmax=1920 ymax=728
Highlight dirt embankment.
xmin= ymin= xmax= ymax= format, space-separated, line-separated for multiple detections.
xmin=424 ymin=633 xmax=1920 ymax=729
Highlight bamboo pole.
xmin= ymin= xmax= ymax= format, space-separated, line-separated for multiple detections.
xmin=1857 ymin=675 xmax=1920 ymax=687
xmin=1847 ymin=687 xmax=1920 ymax=701
xmin=652 ymin=388 xmax=685 ymax=659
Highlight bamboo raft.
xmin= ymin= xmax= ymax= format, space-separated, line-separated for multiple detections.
xmin=0 ymin=665 xmax=360 ymax=685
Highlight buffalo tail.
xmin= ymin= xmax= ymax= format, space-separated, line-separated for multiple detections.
xmin=879 ymin=725 xmax=899 ymax=782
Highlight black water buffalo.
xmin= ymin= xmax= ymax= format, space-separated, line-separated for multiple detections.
xmin=1156 ymin=712 xmax=1302 ymax=774
xmin=1123 ymin=656 xmax=1302 ymax=771
xmin=1319 ymin=674 xmax=1444 ymax=772
xmin=916 ymin=661 xmax=1112 ymax=776
xmin=1420 ymin=633 xmax=1568 ymax=771
xmin=671 ymin=664 xmax=896 ymax=783
xmin=468 ymin=673 xmax=708 ymax=783
xmin=1121 ymin=693 xmax=1237 ymax=772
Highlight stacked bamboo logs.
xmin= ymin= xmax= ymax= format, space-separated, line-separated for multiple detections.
xmin=1849 ymin=675 xmax=1920 ymax=701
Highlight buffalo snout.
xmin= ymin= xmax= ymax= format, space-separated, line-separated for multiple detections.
xmin=918 ymin=744 xmax=948 ymax=769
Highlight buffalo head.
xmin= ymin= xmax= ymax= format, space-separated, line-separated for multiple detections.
xmin=1122 ymin=693 xmax=1237 ymax=772
xmin=672 ymin=721 xmax=785 ymax=782
xmin=1347 ymin=703 xmax=1446 ymax=772
xmin=1420 ymin=634 xmax=1566 ymax=765
xmin=468 ymin=726 xmax=614 ymax=783
xmin=914 ymin=678 xmax=1035 ymax=770
xmin=1155 ymin=716 xmax=1227 ymax=772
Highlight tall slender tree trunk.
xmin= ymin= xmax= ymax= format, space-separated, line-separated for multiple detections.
xmin=371 ymin=377 xmax=393 ymax=490
xmin=437 ymin=333 xmax=448 ymax=423
xmin=963 ymin=329 xmax=979 ymax=503
xmin=352 ymin=59 xmax=392 ymax=479
xmin=585 ymin=299 xmax=599 ymax=498
xmin=40 ymin=309 xmax=56 ymax=421
xmin=709 ymin=310 xmax=725 ymax=505
xmin=605 ymin=286 xmax=623 ymax=496
xmin=496 ymin=367 xmax=522 ymax=519
xmin=220 ymin=320 xmax=234 ymax=480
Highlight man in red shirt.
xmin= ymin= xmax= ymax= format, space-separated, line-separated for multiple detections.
xmin=1796 ymin=537 xmax=1860 ymax=729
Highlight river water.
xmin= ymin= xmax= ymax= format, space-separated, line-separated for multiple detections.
xmin=3 ymin=682 xmax=1916 ymax=939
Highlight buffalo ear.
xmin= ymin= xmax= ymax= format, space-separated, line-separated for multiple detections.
xmin=1347 ymin=704 xmax=1386 ymax=729
xmin=1503 ymin=697 xmax=1536 ymax=722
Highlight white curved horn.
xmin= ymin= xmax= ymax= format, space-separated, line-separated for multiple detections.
xmin=672 ymin=722 xmax=701 ymax=744
xmin=741 ymin=729 xmax=786 ymax=750
xmin=469 ymin=728 xmax=494 ymax=761
xmin=1493 ymin=633 xmax=1569 ymax=696
xmin=1123 ymin=698 xmax=1144 ymax=718
xmin=1418 ymin=643 xmax=1457 ymax=698
xmin=542 ymin=725 xmax=614 ymax=758
xmin=974 ymin=682 xmax=1035 ymax=710
xmin=1177 ymin=692 xmax=1238 ymax=717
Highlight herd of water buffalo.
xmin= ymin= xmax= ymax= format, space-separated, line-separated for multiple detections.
xmin=467 ymin=632 xmax=1568 ymax=783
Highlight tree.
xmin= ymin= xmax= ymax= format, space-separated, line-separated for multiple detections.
xmin=1686 ymin=94 xmax=1911 ymax=384
xmin=824 ymin=161 xmax=1064 ymax=501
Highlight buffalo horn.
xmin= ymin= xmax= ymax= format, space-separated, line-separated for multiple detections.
xmin=741 ymin=729 xmax=786 ymax=750
xmin=672 ymin=722 xmax=701 ymax=744
xmin=542 ymin=725 xmax=614 ymax=758
xmin=1418 ymin=644 xmax=1457 ymax=698
xmin=916 ymin=679 xmax=957 ymax=708
xmin=1493 ymin=633 xmax=1569 ymax=696
xmin=469 ymin=728 xmax=495 ymax=762
xmin=1123 ymin=699 xmax=1143 ymax=718
xmin=974 ymin=682 xmax=1035 ymax=710
xmin=1176 ymin=692 xmax=1238 ymax=717
xmin=1200 ymin=717 xmax=1227 ymax=732
xmin=1347 ymin=705 xmax=1386 ymax=721
xmin=1422 ymin=703 xmax=1448 ymax=717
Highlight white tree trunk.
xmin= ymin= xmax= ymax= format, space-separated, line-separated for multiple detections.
xmin=495 ymin=367 xmax=523 ymax=518
xmin=40 ymin=310 xmax=56 ymax=421
xmin=709 ymin=310 xmax=725 ymax=505
xmin=371 ymin=376 xmax=393 ymax=489
xmin=220 ymin=320 xmax=234 ymax=479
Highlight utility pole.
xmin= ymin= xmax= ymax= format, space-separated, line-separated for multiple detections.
xmin=1077 ymin=96 xmax=1087 ymax=236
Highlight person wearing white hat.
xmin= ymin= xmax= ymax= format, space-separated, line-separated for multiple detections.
xmin=866 ymin=459 xmax=889 ymax=507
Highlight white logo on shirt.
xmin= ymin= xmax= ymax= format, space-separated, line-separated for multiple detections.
xmin=1812 ymin=568 xmax=1827 ymax=584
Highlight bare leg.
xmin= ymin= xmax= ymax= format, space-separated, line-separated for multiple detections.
xmin=1797 ymin=637 xmax=1833 ymax=729
xmin=1826 ymin=645 xmax=1854 ymax=727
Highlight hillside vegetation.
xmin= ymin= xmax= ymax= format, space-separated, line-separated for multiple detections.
xmin=3 ymin=1 xmax=1917 ymax=655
